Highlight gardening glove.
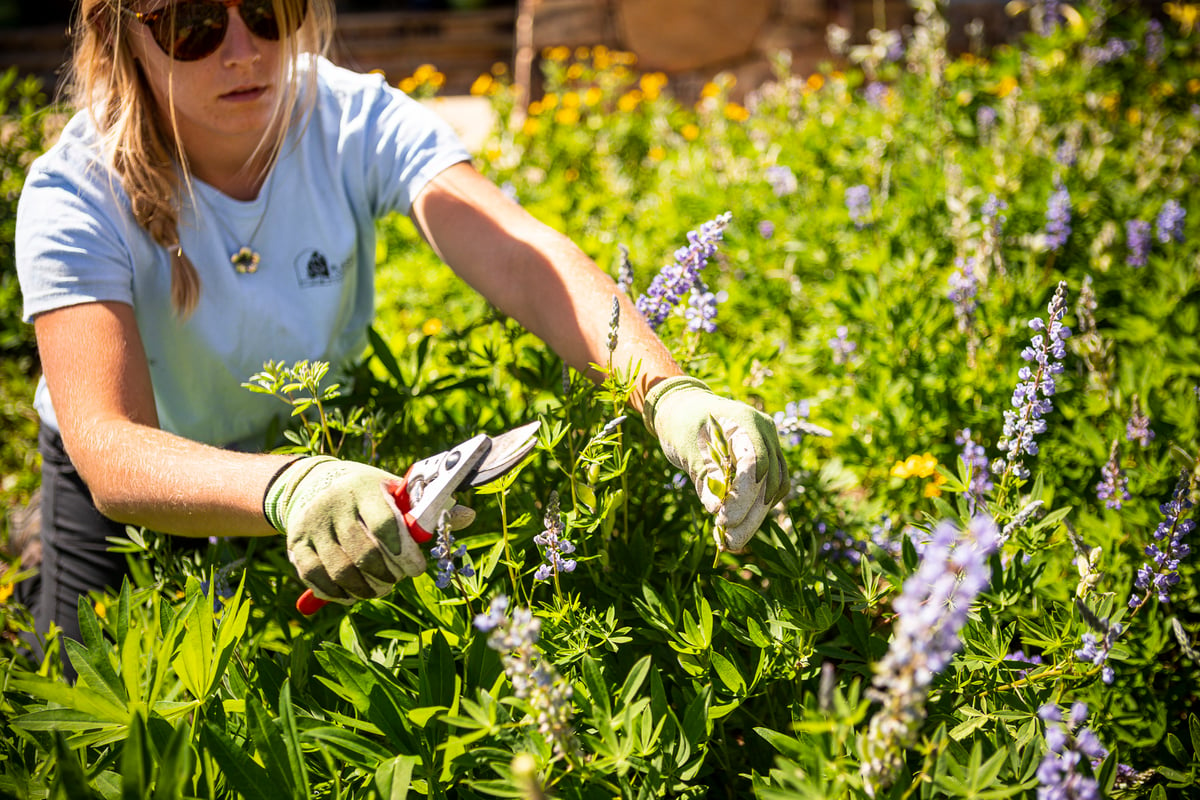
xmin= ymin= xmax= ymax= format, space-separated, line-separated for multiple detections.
xmin=264 ymin=456 xmax=475 ymax=603
xmin=643 ymin=376 xmax=789 ymax=553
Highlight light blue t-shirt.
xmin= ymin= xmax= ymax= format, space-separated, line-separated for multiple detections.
xmin=16 ymin=56 xmax=471 ymax=449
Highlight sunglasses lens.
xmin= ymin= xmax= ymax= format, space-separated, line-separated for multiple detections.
xmin=150 ymin=2 xmax=227 ymax=61
xmin=148 ymin=1 xmax=307 ymax=61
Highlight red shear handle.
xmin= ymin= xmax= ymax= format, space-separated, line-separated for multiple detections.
xmin=295 ymin=467 xmax=432 ymax=615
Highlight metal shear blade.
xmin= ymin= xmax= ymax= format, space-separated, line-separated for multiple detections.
xmin=466 ymin=420 xmax=541 ymax=485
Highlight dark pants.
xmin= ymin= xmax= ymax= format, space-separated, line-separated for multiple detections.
xmin=21 ymin=427 xmax=201 ymax=679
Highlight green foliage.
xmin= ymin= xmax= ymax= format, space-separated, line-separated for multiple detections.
xmin=2 ymin=3 xmax=1200 ymax=798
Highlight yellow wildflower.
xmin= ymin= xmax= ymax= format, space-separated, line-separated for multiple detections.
xmin=470 ymin=74 xmax=494 ymax=96
xmin=618 ymin=90 xmax=643 ymax=113
xmin=567 ymin=64 xmax=584 ymax=80
xmin=562 ymin=91 xmax=581 ymax=109
xmin=1189 ymin=78 xmax=1200 ymax=94
xmin=648 ymin=145 xmax=665 ymax=161
xmin=724 ymin=103 xmax=750 ymax=122
xmin=1166 ymin=3 xmax=1199 ymax=35
xmin=583 ymin=87 xmax=602 ymax=106
xmin=544 ymin=46 xmax=570 ymax=62
xmin=94 ymin=600 xmax=107 ymax=619
xmin=993 ymin=75 xmax=1019 ymax=97
xmin=681 ymin=123 xmax=700 ymax=141
xmin=0 ymin=583 xmax=12 ymax=604
xmin=555 ymin=107 xmax=580 ymax=125
xmin=891 ymin=453 xmax=938 ymax=480
xmin=924 ymin=473 xmax=947 ymax=498
xmin=575 ymin=46 xmax=591 ymax=61
xmin=593 ymin=45 xmax=611 ymax=70
xmin=521 ymin=118 xmax=541 ymax=136
xmin=807 ymin=73 xmax=825 ymax=91
xmin=541 ymin=92 xmax=559 ymax=110
xmin=398 ymin=77 xmax=417 ymax=94
xmin=564 ymin=167 xmax=579 ymax=183
xmin=422 ymin=318 xmax=443 ymax=336
xmin=700 ymin=82 xmax=721 ymax=99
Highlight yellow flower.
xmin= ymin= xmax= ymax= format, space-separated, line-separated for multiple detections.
xmin=640 ymin=72 xmax=668 ymax=100
xmin=398 ymin=77 xmax=418 ymax=94
xmin=528 ymin=100 xmax=544 ymax=116
xmin=541 ymin=92 xmax=559 ymax=110
xmin=617 ymin=90 xmax=643 ymax=113
xmin=1189 ymin=78 xmax=1200 ymax=94
xmin=422 ymin=318 xmax=443 ymax=336
xmin=700 ymin=82 xmax=721 ymax=99
xmin=555 ymin=107 xmax=580 ymax=125
xmin=544 ymin=46 xmax=570 ymax=62
xmin=413 ymin=63 xmax=437 ymax=83
xmin=521 ymin=117 xmax=541 ymax=136
xmin=891 ymin=453 xmax=938 ymax=480
xmin=1127 ymin=108 xmax=1142 ymax=125
xmin=956 ymin=89 xmax=973 ymax=106
xmin=567 ymin=64 xmax=584 ymax=80
xmin=470 ymin=74 xmax=494 ymax=96
xmin=0 ymin=583 xmax=12 ymax=604
xmin=1166 ymin=2 xmax=1199 ymax=35
xmin=724 ymin=103 xmax=750 ymax=122
xmin=806 ymin=73 xmax=825 ymax=91
xmin=593 ymin=45 xmax=611 ymax=70
xmin=562 ymin=91 xmax=581 ymax=109
xmin=575 ymin=46 xmax=591 ymax=61
xmin=648 ymin=145 xmax=665 ymax=161
xmin=681 ymin=123 xmax=700 ymax=141
xmin=564 ymin=167 xmax=579 ymax=183
xmin=993 ymin=75 xmax=1019 ymax=98
xmin=583 ymin=87 xmax=602 ymax=106
xmin=924 ymin=473 xmax=947 ymax=498
xmin=94 ymin=600 xmax=107 ymax=619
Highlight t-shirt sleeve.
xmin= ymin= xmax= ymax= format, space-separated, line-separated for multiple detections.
xmin=343 ymin=68 xmax=473 ymax=217
xmin=15 ymin=158 xmax=138 ymax=323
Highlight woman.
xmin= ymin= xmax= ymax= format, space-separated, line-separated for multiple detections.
xmin=15 ymin=0 xmax=788 ymax=669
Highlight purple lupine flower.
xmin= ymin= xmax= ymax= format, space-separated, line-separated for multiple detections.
xmin=1125 ymin=220 xmax=1151 ymax=267
xmin=431 ymin=511 xmax=474 ymax=589
xmin=533 ymin=492 xmax=576 ymax=582
xmin=758 ymin=220 xmax=775 ymax=239
xmin=635 ymin=212 xmax=731 ymax=330
xmin=1037 ymin=702 xmax=1106 ymax=800
xmin=1055 ymin=141 xmax=1077 ymax=167
xmin=863 ymin=81 xmax=889 ymax=107
xmin=956 ymin=428 xmax=994 ymax=509
xmin=1074 ymin=618 xmax=1122 ymax=684
xmin=1126 ymin=397 xmax=1155 ymax=447
xmin=1039 ymin=0 xmax=1061 ymax=36
xmin=684 ymin=285 xmax=724 ymax=333
xmin=1130 ymin=471 xmax=1196 ymax=607
xmin=473 ymin=595 xmax=577 ymax=756
xmin=1145 ymin=19 xmax=1164 ymax=66
xmin=982 ymin=194 xmax=1008 ymax=234
xmin=829 ymin=325 xmax=857 ymax=365
xmin=948 ymin=257 xmax=979 ymax=334
xmin=1155 ymin=199 xmax=1186 ymax=244
xmin=615 ymin=244 xmax=634 ymax=296
xmin=606 ymin=295 xmax=620 ymax=354
xmin=1044 ymin=181 xmax=1072 ymax=251
xmin=766 ymin=165 xmax=798 ymax=197
xmin=773 ymin=399 xmax=831 ymax=446
xmin=1083 ymin=38 xmax=1134 ymax=66
xmin=1096 ymin=440 xmax=1130 ymax=511
xmin=1007 ymin=648 xmax=1044 ymax=678
xmin=994 ymin=282 xmax=1071 ymax=482
xmin=845 ymin=184 xmax=872 ymax=230
xmin=861 ymin=516 xmax=1001 ymax=794
xmin=977 ymin=106 xmax=997 ymax=135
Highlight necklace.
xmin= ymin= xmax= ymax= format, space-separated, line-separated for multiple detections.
xmin=199 ymin=172 xmax=274 ymax=275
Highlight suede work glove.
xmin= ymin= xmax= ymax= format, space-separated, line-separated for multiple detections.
xmin=643 ymin=376 xmax=790 ymax=553
xmin=265 ymin=457 xmax=471 ymax=604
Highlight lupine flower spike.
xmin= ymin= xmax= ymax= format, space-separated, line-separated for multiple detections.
xmin=1037 ymin=703 xmax=1106 ymax=800
xmin=1129 ymin=470 xmax=1196 ymax=608
xmin=533 ymin=492 xmax=576 ymax=582
xmin=1126 ymin=396 xmax=1154 ymax=448
xmin=1095 ymin=439 xmax=1130 ymax=510
xmin=474 ymin=596 xmax=577 ymax=757
xmin=861 ymin=516 xmax=1001 ymax=795
xmin=431 ymin=509 xmax=474 ymax=589
xmin=994 ymin=281 xmax=1071 ymax=485
xmin=635 ymin=212 xmax=731 ymax=330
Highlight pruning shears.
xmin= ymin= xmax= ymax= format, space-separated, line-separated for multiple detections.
xmin=296 ymin=420 xmax=541 ymax=615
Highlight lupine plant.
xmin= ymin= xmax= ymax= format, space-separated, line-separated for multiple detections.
xmin=2 ymin=2 xmax=1199 ymax=799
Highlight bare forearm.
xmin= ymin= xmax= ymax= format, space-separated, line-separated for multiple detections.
xmin=63 ymin=420 xmax=294 ymax=538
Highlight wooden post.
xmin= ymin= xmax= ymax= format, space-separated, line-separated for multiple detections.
xmin=513 ymin=0 xmax=536 ymax=124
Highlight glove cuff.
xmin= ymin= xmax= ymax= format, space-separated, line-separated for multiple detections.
xmin=642 ymin=375 xmax=710 ymax=440
xmin=263 ymin=456 xmax=336 ymax=533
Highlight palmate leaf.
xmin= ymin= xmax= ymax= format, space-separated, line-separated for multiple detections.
xmin=246 ymin=695 xmax=297 ymax=798
xmin=73 ymin=595 xmax=125 ymax=703
xmin=201 ymin=723 xmax=273 ymax=800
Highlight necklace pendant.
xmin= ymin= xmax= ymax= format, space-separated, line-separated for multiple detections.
xmin=231 ymin=246 xmax=261 ymax=274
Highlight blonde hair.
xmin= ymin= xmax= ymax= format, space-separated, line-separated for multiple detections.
xmin=69 ymin=0 xmax=336 ymax=315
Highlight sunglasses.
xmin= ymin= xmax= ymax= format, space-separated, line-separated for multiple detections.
xmin=127 ymin=0 xmax=307 ymax=62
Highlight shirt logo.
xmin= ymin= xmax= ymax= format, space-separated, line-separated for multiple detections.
xmin=294 ymin=249 xmax=347 ymax=288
